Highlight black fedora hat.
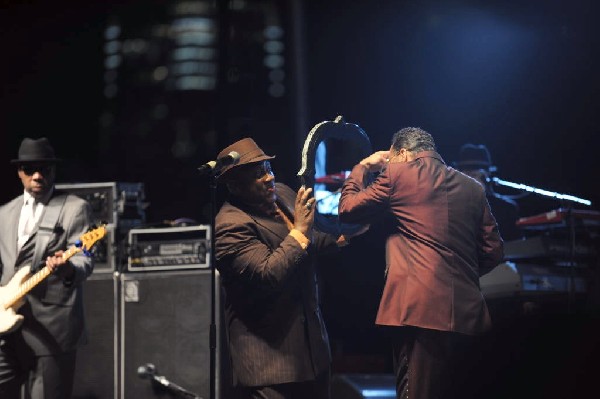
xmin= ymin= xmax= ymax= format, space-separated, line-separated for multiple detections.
xmin=453 ymin=143 xmax=497 ymax=172
xmin=10 ymin=137 xmax=61 ymax=164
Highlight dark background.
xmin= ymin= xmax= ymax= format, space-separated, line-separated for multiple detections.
xmin=1 ymin=1 xmax=599 ymax=397
xmin=1 ymin=0 xmax=599 ymax=217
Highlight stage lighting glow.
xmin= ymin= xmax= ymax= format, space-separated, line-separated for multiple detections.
xmin=361 ymin=388 xmax=396 ymax=397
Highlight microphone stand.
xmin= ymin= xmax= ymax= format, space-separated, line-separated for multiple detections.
xmin=198 ymin=165 xmax=222 ymax=399
xmin=208 ymin=3 xmax=230 ymax=395
xmin=565 ymin=203 xmax=577 ymax=314
xmin=208 ymin=172 xmax=218 ymax=399
xmin=151 ymin=374 xmax=201 ymax=399
xmin=138 ymin=363 xmax=203 ymax=399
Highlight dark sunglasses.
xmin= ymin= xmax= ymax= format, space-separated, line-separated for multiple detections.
xmin=20 ymin=164 xmax=53 ymax=176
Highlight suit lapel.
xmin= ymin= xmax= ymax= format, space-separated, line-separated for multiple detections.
xmin=0 ymin=197 xmax=24 ymax=284
xmin=229 ymin=192 xmax=294 ymax=243
xmin=19 ymin=231 xmax=37 ymax=256
xmin=227 ymin=183 xmax=300 ymax=246
xmin=8 ymin=196 xmax=23 ymax=254
xmin=250 ymin=212 xmax=289 ymax=241
xmin=254 ymin=190 xmax=297 ymax=241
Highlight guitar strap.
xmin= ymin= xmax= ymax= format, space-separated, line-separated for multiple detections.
xmin=30 ymin=194 xmax=68 ymax=274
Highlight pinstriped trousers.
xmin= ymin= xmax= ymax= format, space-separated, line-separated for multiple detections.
xmin=239 ymin=370 xmax=330 ymax=399
xmin=391 ymin=326 xmax=475 ymax=399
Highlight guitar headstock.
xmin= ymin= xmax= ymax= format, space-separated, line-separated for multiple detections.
xmin=79 ymin=225 xmax=107 ymax=253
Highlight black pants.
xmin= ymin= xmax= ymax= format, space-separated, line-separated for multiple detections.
xmin=238 ymin=370 xmax=330 ymax=399
xmin=391 ymin=327 xmax=477 ymax=399
xmin=0 ymin=333 xmax=76 ymax=399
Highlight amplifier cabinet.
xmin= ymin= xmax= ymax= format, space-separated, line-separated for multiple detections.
xmin=127 ymin=225 xmax=210 ymax=272
xmin=119 ymin=270 xmax=223 ymax=399
xmin=56 ymin=181 xmax=147 ymax=273
xmin=72 ymin=272 xmax=120 ymax=399
xmin=55 ymin=182 xmax=146 ymax=228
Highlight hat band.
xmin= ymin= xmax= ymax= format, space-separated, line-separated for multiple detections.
xmin=241 ymin=148 xmax=269 ymax=163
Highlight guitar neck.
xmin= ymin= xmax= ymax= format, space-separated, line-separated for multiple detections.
xmin=3 ymin=246 xmax=81 ymax=310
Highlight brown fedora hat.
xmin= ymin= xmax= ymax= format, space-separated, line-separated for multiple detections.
xmin=10 ymin=137 xmax=61 ymax=164
xmin=217 ymin=138 xmax=275 ymax=179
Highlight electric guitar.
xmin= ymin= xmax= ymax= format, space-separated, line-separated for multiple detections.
xmin=0 ymin=225 xmax=106 ymax=335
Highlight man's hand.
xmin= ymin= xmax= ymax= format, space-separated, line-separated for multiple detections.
xmin=293 ymin=186 xmax=315 ymax=236
xmin=46 ymin=251 xmax=75 ymax=280
xmin=359 ymin=150 xmax=390 ymax=173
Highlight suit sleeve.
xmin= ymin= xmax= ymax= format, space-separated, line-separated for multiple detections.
xmin=339 ymin=164 xmax=389 ymax=224
xmin=216 ymin=217 xmax=309 ymax=293
xmin=478 ymin=198 xmax=504 ymax=277
xmin=311 ymin=229 xmax=340 ymax=255
xmin=63 ymin=199 xmax=94 ymax=286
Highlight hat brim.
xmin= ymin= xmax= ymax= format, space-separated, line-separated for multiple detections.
xmin=217 ymin=154 xmax=276 ymax=180
xmin=10 ymin=158 xmax=61 ymax=164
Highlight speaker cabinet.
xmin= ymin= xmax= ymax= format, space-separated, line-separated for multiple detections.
xmin=331 ymin=374 xmax=396 ymax=399
xmin=72 ymin=273 xmax=119 ymax=399
xmin=119 ymin=270 xmax=223 ymax=399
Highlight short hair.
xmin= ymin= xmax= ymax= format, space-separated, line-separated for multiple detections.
xmin=391 ymin=127 xmax=436 ymax=154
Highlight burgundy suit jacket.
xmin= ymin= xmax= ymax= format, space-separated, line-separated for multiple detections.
xmin=339 ymin=151 xmax=503 ymax=335
xmin=215 ymin=183 xmax=338 ymax=387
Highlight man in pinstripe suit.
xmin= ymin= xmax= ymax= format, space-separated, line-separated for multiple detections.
xmin=215 ymin=138 xmax=351 ymax=399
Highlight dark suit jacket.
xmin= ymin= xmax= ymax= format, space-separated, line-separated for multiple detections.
xmin=487 ymin=192 xmax=520 ymax=241
xmin=0 ymin=190 xmax=94 ymax=355
xmin=339 ymin=151 xmax=503 ymax=335
xmin=215 ymin=183 xmax=338 ymax=387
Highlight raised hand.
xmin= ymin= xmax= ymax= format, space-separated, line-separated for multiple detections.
xmin=359 ymin=150 xmax=390 ymax=173
xmin=293 ymin=185 xmax=316 ymax=236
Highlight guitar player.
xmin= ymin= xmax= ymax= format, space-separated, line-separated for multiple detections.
xmin=0 ymin=137 xmax=94 ymax=399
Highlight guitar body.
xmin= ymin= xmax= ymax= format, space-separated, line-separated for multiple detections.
xmin=0 ymin=225 xmax=105 ymax=336
xmin=0 ymin=266 xmax=31 ymax=335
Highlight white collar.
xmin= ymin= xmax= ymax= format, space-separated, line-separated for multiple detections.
xmin=22 ymin=188 xmax=53 ymax=206
xmin=23 ymin=190 xmax=36 ymax=206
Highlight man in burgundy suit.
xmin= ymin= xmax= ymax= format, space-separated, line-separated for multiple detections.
xmin=339 ymin=127 xmax=503 ymax=399
xmin=214 ymin=138 xmax=351 ymax=399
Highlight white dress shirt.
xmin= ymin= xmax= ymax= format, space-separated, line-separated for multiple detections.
xmin=17 ymin=191 xmax=46 ymax=249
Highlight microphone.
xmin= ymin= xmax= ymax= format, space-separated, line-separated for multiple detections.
xmin=137 ymin=363 xmax=157 ymax=379
xmin=137 ymin=363 xmax=202 ymax=399
xmin=198 ymin=151 xmax=240 ymax=175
